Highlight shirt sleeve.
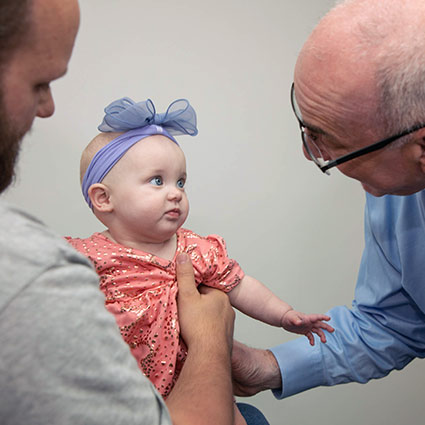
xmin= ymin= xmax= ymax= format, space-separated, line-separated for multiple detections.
xmin=270 ymin=192 xmax=425 ymax=399
xmin=193 ymin=234 xmax=244 ymax=292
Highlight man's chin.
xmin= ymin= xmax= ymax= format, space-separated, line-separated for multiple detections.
xmin=0 ymin=92 xmax=27 ymax=194
xmin=361 ymin=182 xmax=425 ymax=197
xmin=0 ymin=132 xmax=22 ymax=194
xmin=361 ymin=183 xmax=387 ymax=197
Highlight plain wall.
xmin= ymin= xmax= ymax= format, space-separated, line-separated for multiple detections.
xmin=4 ymin=0 xmax=425 ymax=424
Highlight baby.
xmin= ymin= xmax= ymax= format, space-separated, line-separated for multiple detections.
xmin=67 ymin=97 xmax=334 ymax=408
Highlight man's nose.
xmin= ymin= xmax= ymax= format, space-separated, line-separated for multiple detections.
xmin=302 ymin=143 xmax=331 ymax=162
xmin=36 ymin=86 xmax=55 ymax=118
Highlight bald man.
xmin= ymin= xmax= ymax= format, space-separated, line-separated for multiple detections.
xmin=233 ymin=0 xmax=425 ymax=400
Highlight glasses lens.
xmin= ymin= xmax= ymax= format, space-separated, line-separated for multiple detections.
xmin=292 ymin=85 xmax=320 ymax=161
xmin=302 ymin=131 xmax=322 ymax=162
xmin=291 ymin=83 xmax=330 ymax=174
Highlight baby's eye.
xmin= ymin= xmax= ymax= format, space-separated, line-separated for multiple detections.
xmin=150 ymin=176 xmax=163 ymax=186
xmin=177 ymin=178 xmax=185 ymax=189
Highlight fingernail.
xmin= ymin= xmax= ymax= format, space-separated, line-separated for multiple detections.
xmin=176 ymin=253 xmax=189 ymax=264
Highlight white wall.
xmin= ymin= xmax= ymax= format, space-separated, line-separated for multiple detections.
xmin=5 ymin=1 xmax=425 ymax=424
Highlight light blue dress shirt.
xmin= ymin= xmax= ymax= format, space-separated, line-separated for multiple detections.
xmin=270 ymin=190 xmax=425 ymax=398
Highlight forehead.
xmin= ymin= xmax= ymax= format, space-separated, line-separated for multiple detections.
xmin=294 ymin=42 xmax=381 ymax=147
xmin=14 ymin=0 xmax=79 ymax=77
xmin=122 ymin=135 xmax=186 ymax=168
xmin=292 ymin=7 xmax=386 ymax=143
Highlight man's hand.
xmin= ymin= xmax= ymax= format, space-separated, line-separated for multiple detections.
xmin=166 ymin=253 xmax=235 ymax=425
xmin=232 ymin=340 xmax=281 ymax=396
xmin=176 ymin=253 xmax=235 ymax=352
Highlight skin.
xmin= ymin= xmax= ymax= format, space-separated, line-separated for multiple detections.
xmin=88 ymin=136 xmax=244 ymax=423
xmin=0 ymin=0 xmax=80 ymax=192
xmin=293 ymin=18 xmax=425 ymax=197
xmin=88 ymin=133 xmax=334 ymax=344
xmin=90 ymin=135 xmax=189 ymax=259
xmin=1 ymin=0 xmax=80 ymax=135
xmin=232 ymin=341 xmax=282 ymax=396
xmin=2 ymin=0 xmax=236 ymax=423
xmin=169 ymin=253 xmax=236 ymax=424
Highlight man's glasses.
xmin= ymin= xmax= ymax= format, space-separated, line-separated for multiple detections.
xmin=290 ymin=83 xmax=425 ymax=175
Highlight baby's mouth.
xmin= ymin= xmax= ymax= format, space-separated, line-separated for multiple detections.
xmin=165 ymin=208 xmax=180 ymax=218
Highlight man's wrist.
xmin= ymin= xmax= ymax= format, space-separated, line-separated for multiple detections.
xmin=188 ymin=334 xmax=232 ymax=360
xmin=264 ymin=349 xmax=282 ymax=390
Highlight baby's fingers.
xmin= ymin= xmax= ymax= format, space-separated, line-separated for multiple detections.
xmin=308 ymin=313 xmax=331 ymax=322
xmin=305 ymin=331 xmax=315 ymax=346
xmin=317 ymin=321 xmax=334 ymax=333
xmin=312 ymin=327 xmax=328 ymax=343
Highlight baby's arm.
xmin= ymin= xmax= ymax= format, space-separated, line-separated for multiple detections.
xmin=227 ymin=275 xmax=334 ymax=345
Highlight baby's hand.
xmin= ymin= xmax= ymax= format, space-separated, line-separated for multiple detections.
xmin=281 ymin=310 xmax=334 ymax=346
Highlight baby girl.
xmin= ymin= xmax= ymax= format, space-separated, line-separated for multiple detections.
xmin=66 ymin=97 xmax=333 ymax=420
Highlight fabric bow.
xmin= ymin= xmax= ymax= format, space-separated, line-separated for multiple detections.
xmin=98 ymin=98 xmax=198 ymax=136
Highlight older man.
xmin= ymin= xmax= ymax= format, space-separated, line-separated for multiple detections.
xmin=233 ymin=0 xmax=425 ymax=399
xmin=0 ymin=1 xmax=238 ymax=424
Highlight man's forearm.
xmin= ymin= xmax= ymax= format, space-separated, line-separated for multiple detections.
xmin=166 ymin=339 xmax=234 ymax=425
xmin=170 ymin=254 xmax=235 ymax=425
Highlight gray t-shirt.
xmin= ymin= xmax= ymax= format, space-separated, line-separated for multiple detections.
xmin=0 ymin=201 xmax=171 ymax=425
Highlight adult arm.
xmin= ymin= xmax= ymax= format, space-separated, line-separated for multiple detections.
xmin=233 ymin=193 xmax=425 ymax=399
xmin=0 ymin=222 xmax=172 ymax=424
xmin=232 ymin=341 xmax=282 ymax=396
xmin=166 ymin=253 xmax=235 ymax=425
xmin=233 ymin=297 xmax=425 ymax=399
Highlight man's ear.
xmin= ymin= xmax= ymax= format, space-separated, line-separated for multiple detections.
xmin=417 ymin=132 xmax=425 ymax=174
xmin=88 ymin=183 xmax=113 ymax=212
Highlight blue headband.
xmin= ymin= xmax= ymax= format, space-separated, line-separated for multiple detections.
xmin=82 ymin=98 xmax=198 ymax=208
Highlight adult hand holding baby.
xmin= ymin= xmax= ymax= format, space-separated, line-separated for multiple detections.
xmin=176 ymin=253 xmax=235 ymax=350
xmin=166 ymin=252 xmax=236 ymax=425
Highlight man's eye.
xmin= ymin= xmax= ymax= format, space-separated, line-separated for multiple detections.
xmin=150 ymin=176 xmax=163 ymax=186
xmin=177 ymin=178 xmax=185 ymax=189
xmin=305 ymin=129 xmax=319 ymax=142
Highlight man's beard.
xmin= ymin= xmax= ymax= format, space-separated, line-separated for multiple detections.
xmin=0 ymin=106 xmax=24 ymax=194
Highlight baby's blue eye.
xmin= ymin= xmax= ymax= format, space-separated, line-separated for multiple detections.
xmin=150 ymin=176 xmax=163 ymax=186
xmin=177 ymin=178 xmax=185 ymax=189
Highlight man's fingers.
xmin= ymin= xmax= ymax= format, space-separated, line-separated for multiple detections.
xmin=176 ymin=253 xmax=198 ymax=297
xmin=198 ymin=284 xmax=216 ymax=295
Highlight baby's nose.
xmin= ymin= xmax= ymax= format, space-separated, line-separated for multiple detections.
xmin=168 ymin=187 xmax=183 ymax=201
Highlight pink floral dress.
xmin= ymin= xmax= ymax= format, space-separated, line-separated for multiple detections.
xmin=66 ymin=228 xmax=243 ymax=398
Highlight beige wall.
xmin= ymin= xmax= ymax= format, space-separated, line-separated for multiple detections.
xmin=5 ymin=1 xmax=424 ymax=424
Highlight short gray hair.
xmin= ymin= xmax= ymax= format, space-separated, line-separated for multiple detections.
xmin=324 ymin=0 xmax=425 ymax=144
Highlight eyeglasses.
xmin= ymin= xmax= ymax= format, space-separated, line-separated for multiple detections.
xmin=290 ymin=82 xmax=425 ymax=175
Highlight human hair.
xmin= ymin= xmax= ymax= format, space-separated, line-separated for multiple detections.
xmin=80 ymin=132 xmax=122 ymax=184
xmin=375 ymin=35 xmax=425 ymax=142
xmin=0 ymin=0 xmax=32 ymax=66
xmin=319 ymin=0 xmax=425 ymax=146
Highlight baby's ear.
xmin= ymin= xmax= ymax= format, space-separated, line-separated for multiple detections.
xmin=88 ymin=183 xmax=113 ymax=212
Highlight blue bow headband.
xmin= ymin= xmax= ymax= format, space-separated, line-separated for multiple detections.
xmin=82 ymin=98 xmax=198 ymax=208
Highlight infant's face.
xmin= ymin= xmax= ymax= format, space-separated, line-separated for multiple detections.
xmin=105 ymin=135 xmax=189 ymax=244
